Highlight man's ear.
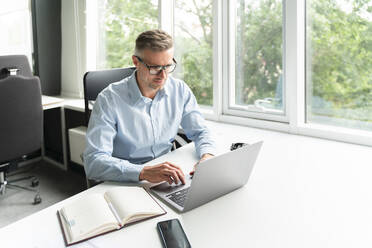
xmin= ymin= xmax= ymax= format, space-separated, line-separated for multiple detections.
xmin=132 ymin=55 xmax=139 ymax=67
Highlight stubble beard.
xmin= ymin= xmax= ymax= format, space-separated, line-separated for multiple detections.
xmin=148 ymin=77 xmax=166 ymax=90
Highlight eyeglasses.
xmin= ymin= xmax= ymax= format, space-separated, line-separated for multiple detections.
xmin=135 ymin=56 xmax=177 ymax=75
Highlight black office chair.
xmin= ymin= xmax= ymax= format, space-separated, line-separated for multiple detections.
xmin=0 ymin=55 xmax=43 ymax=204
xmin=83 ymin=67 xmax=136 ymax=126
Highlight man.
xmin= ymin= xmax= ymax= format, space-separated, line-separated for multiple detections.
xmin=84 ymin=29 xmax=216 ymax=185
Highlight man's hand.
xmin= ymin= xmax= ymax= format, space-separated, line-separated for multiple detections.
xmin=139 ymin=162 xmax=186 ymax=185
xmin=189 ymin=153 xmax=214 ymax=176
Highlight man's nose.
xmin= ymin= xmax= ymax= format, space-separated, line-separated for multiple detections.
xmin=158 ymin=69 xmax=167 ymax=78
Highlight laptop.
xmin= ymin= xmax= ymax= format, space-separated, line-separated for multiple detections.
xmin=150 ymin=141 xmax=263 ymax=212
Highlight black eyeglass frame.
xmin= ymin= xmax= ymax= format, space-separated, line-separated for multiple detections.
xmin=134 ymin=55 xmax=177 ymax=75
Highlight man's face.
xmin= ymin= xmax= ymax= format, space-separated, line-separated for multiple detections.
xmin=133 ymin=48 xmax=174 ymax=95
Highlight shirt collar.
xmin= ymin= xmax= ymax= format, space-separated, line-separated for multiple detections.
xmin=158 ymin=81 xmax=170 ymax=98
xmin=127 ymin=71 xmax=170 ymax=105
xmin=127 ymin=71 xmax=143 ymax=105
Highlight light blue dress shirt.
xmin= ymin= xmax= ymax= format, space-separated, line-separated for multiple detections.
xmin=83 ymin=71 xmax=216 ymax=182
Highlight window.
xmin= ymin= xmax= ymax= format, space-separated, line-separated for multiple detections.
xmin=86 ymin=0 xmax=158 ymax=70
xmin=0 ymin=0 xmax=33 ymax=67
xmin=81 ymin=0 xmax=372 ymax=146
xmin=173 ymin=0 xmax=214 ymax=106
xmin=306 ymin=0 xmax=372 ymax=132
xmin=228 ymin=0 xmax=284 ymax=119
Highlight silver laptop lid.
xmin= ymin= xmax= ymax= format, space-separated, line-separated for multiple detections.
xmin=183 ymin=141 xmax=263 ymax=211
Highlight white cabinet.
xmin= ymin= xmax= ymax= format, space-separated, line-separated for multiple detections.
xmin=68 ymin=126 xmax=87 ymax=166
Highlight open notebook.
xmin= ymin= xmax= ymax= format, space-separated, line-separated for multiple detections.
xmin=57 ymin=186 xmax=166 ymax=246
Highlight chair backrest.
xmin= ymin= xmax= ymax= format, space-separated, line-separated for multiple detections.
xmin=83 ymin=67 xmax=136 ymax=125
xmin=0 ymin=55 xmax=33 ymax=79
xmin=0 ymin=76 xmax=43 ymax=163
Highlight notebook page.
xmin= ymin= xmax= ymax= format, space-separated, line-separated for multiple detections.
xmin=105 ymin=187 xmax=164 ymax=224
xmin=60 ymin=193 xmax=119 ymax=241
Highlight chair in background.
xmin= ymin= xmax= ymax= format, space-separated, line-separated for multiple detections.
xmin=83 ymin=67 xmax=136 ymax=126
xmin=0 ymin=55 xmax=43 ymax=204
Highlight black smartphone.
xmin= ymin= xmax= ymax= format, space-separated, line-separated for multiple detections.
xmin=157 ymin=219 xmax=191 ymax=248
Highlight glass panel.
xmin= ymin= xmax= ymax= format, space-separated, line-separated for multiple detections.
xmin=306 ymin=0 xmax=372 ymax=131
xmin=90 ymin=0 xmax=158 ymax=70
xmin=234 ymin=0 xmax=283 ymax=114
xmin=0 ymin=0 xmax=33 ymax=67
xmin=174 ymin=0 xmax=213 ymax=106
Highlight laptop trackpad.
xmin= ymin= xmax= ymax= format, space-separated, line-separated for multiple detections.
xmin=152 ymin=181 xmax=190 ymax=194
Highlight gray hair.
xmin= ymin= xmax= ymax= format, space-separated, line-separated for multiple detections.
xmin=134 ymin=29 xmax=173 ymax=56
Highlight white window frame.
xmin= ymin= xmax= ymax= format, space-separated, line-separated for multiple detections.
xmin=222 ymin=0 xmax=288 ymax=123
xmin=216 ymin=0 xmax=289 ymax=131
xmin=83 ymin=0 xmax=372 ymax=147
xmin=159 ymin=0 xmax=173 ymax=35
xmin=293 ymin=0 xmax=372 ymax=147
xmin=228 ymin=0 xmax=371 ymax=147
xmin=86 ymin=0 xmax=99 ymax=72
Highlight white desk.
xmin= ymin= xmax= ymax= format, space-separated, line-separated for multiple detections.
xmin=42 ymin=95 xmax=65 ymax=110
xmin=41 ymin=96 xmax=85 ymax=170
xmin=1 ymin=123 xmax=372 ymax=248
xmin=42 ymin=95 xmax=85 ymax=112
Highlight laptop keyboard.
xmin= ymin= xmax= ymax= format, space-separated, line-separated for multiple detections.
xmin=167 ymin=187 xmax=190 ymax=207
